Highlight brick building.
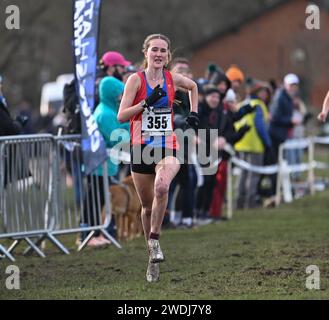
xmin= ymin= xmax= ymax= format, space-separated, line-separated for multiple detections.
xmin=190 ymin=0 xmax=329 ymax=107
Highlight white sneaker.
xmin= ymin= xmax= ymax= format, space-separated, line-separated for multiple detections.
xmin=148 ymin=239 xmax=165 ymax=263
xmin=146 ymin=262 xmax=160 ymax=282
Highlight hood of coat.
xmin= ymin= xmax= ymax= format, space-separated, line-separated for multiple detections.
xmin=98 ymin=76 xmax=124 ymax=111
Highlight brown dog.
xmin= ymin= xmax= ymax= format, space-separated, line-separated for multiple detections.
xmin=108 ymin=175 xmax=143 ymax=240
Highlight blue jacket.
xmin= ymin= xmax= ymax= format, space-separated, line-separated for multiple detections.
xmin=93 ymin=76 xmax=130 ymax=176
xmin=269 ymin=89 xmax=294 ymax=143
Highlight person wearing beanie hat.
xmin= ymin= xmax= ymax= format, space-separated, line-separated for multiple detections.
xmin=226 ymin=64 xmax=244 ymax=82
xmin=205 ymin=63 xmax=219 ymax=83
xmin=223 ymin=88 xmax=236 ymax=104
xmin=226 ymin=64 xmax=244 ymax=85
xmin=225 ymin=64 xmax=245 ymax=103
xmin=209 ymin=66 xmax=231 ymax=102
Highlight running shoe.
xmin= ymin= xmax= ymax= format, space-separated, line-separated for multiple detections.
xmin=146 ymin=262 xmax=160 ymax=282
xmin=148 ymin=239 xmax=165 ymax=263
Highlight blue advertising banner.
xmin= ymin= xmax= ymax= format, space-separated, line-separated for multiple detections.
xmin=73 ymin=0 xmax=107 ymax=174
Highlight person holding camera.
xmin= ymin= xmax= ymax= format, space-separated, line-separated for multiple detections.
xmin=0 ymin=75 xmax=28 ymax=136
xmin=0 ymin=76 xmax=29 ymax=188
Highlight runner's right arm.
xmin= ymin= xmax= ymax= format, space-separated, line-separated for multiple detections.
xmin=117 ymin=74 xmax=144 ymax=123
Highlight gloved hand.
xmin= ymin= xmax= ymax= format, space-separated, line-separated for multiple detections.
xmin=185 ymin=111 xmax=200 ymax=131
xmin=144 ymin=84 xmax=167 ymax=108
xmin=238 ymin=124 xmax=251 ymax=135
xmin=15 ymin=115 xmax=29 ymax=127
xmin=239 ymin=103 xmax=255 ymax=115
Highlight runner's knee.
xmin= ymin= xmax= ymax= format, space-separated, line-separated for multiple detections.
xmin=155 ymin=180 xmax=169 ymax=199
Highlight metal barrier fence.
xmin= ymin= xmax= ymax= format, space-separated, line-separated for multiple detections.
xmin=1 ymin=133 xmax=327 ymax=260
xmin=104 ymin=136 xmax=329 ymax=221
xmin=50 ymin=135 xmax=120 ymax=252
xmin=275 ymin=138 xmax=315 ymax=206
xmin=0 ymin=134 xmax=120 ymax=262
xmin=0 ymin=134 xmax=55 ymax=261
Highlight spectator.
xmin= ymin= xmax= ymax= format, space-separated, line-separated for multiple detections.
xmin=286 ymin=95 xmax=308 ymax=181
xmin=234 ymin=79 xmax=272 ymax=209
xmin=195 ymin=86 xmax=225 ymax=219
xmin=167 ymin=57 xmax=198 ymax=228
xmin=269 ymin=73 xmax=300 ymax=158
xmin=170 ymin=57 xmax=193 ymax=80
xmin=209 ymin=89 xmax=252 ymax=219
xmin=99 ymin=51 xmax=131 ymax=82
xmin=267 ymin=73 xmax=300 ymax=198
xmin=0 ymin=80 xmax=26 ymax=136
xmin=226 ymin=64 xmax=245 ymax=102
xmin=16 ymin=100 xmax=35 ymax=134
xmin=80 ymin=76 xmax=130 ymax=248
xmin=95 ymin=51 xmax=131 ymax=106
xmin=209 ymin=65 xmax=231 ymax=102
xmin=0 ymin=77 xmax=29 ymax=187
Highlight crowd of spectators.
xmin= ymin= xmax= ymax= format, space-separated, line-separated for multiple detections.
xmin=0 ymin=50 xmax=317 ymax=244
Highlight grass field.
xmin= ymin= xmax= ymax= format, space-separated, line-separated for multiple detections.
xmin=0 ymin=189 xmax=328 ymax=300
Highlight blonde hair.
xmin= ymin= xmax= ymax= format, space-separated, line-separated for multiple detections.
xmin=141 ymin=33 xmax=172 ymax=69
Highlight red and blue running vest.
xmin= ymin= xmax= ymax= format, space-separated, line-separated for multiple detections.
xmin=130 ymin=70 xmax=178 ymax=150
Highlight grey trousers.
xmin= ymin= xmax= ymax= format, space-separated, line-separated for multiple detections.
xmin=236 ymin=152 xmax=264 ymax=209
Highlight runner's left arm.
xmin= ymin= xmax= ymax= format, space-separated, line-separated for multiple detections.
xmin=172 ymin=73 xmax=198 ymax=113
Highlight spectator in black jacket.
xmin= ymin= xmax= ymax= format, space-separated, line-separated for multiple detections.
xmin=166 ymin=57 xmax=198 ymax=228
xmin=195 ymin=86 xmax=225 ymax=220
xmin=0 ymin=79 xmax=29 ymax=187
xmin=209 ymin=89 xmax=253 ymax=219
xmin=208 ymin=64 xmax=231 ymax=102
xmin=0 ymin=81 xmax=26 ymax=136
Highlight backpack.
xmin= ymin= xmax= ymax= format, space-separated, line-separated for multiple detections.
xmin=63 ymin=79 xmax=81 ymax=134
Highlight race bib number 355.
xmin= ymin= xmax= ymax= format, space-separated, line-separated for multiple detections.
xmin=142 ymin=107 xmax=173 ymax=136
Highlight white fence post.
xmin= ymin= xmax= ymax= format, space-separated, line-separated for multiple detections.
xmin=226 ymin=159 xmax=233 ymax=220
xmin=308 ymin=138 xmax=316 ymax=195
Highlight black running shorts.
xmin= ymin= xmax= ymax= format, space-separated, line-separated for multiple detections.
xmin=130 ymin=144 xmax=177 ymax=174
